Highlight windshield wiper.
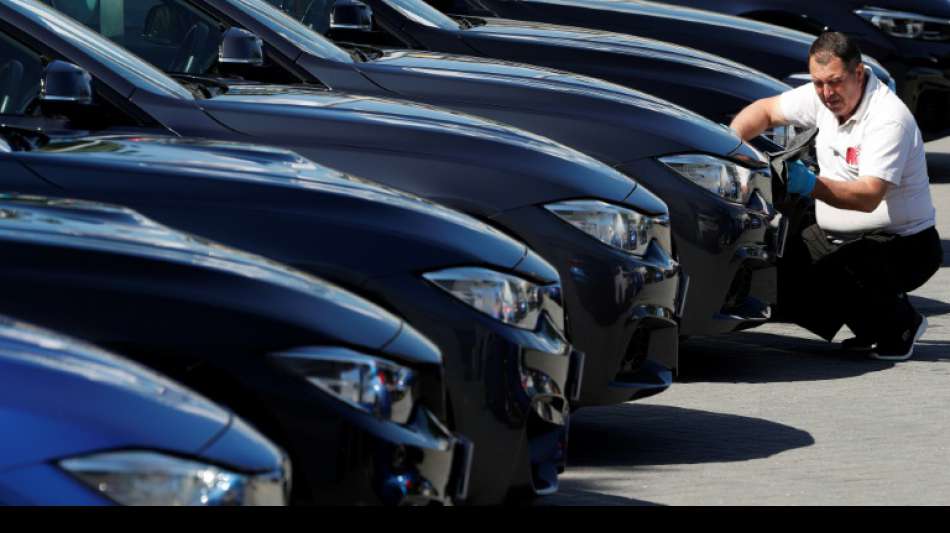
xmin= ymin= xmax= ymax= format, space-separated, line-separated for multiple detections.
xmin=170 ymin=74 xmax=228 ymax=98
xmin=339 ymin=43 xmax=383 ymax=62
xmin=452 ymin=15 xmax=473 ymax=29
xmin=0 ymin=124 xmax=50 ymax=152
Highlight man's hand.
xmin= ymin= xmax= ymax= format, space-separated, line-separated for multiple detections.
xmin=729 ymin=95 xmax=787 ymax=141
xmin=788 ymin=160 xmax=817 ymax=196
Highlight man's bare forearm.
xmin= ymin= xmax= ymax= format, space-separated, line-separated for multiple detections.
xmin=811 ymin=177 xmax=888 ymax=213
xmin=729 ymin=99 xmax=777 ymax=141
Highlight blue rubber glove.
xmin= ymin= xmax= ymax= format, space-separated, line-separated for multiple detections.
xmin=788 ymin=160 xmax=817 ymax=196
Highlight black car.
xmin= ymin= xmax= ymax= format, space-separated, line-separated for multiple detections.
xmin=424 ymin=0 xmax=898 ymax=103
xmin=177 ymin=0 xmax=782 ymax=338
xmin=649 ymin=0 xmax=950 ymax=137
xmin=0 ymin=194 xmax=468 ymax=506
xmin=0 ymin=129 xmax=573 ymax=503
xmin=0 ymin=316 xmax=290 ymax=506
xmin=256 ymin=0 xmax=793 ymax=144
xmin=6 ymin=0 xmax=680 ymax=416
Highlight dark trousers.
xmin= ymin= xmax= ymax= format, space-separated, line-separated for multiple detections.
xmin=778 ymin=224 xmax=943 ymax=342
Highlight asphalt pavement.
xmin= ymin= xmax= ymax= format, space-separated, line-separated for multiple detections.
xmin=540 ymin=137 xmax=950 ymax=506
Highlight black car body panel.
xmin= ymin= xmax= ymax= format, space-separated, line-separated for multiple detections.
xmin=650 ymin=0 xmax=950 ymax=137
xmin=0 ymin=195 xmax=463 ymax=505
xmin=0 ymin=128 xmax=574 ymax=503
xmin=0 ymin=316 xmax=289 ymax=505
xmin=7 ymin=0 xmax=681 ymax=419
xmin=226 ymin=0 xmax=781 ymax=336
xmin=428 ymin=0 xmax=897 ymax=97
xmin=250 ymin=0 xmax=790 ymax=127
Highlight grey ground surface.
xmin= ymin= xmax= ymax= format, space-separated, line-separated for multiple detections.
xmin=541 ymin=138 xmax=950 ymax=506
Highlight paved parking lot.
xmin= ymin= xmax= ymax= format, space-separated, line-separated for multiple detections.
xmin=542 ymin=140 xmax=950 ymax=506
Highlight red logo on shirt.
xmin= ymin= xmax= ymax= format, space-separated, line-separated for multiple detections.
xmin=846 ymin=147 xmax=861 ymax=166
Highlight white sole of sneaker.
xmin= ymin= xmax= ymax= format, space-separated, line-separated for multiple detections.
xmin=870 ymin=315 xmax=928 ymax=361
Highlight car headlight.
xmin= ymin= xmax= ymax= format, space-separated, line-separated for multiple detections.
xmin=272 ymin=347 xmax=416 ymax=424
xmin=59 ymin=451 xmax=287 ymax=506
xmin=659 ymin=154 xmax=754 ymax=204
xmin=855 ymin=7 xmax=950 ymax=41
xmin=423 ymin=267 xmax=551 ymax=330
xmin=544 ymin=200 xmax=662 ymax=256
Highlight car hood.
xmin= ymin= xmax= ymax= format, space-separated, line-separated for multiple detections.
xmin=193 ymin=81 xmax=638 ymax=210
xmin=202 ymin=82 xmax=571 ymax=155
xmin=460 ymin=15 xmax=788 ymax=89
xmin=358 ymin=48 xmax=741 ymax=161
xmin=27 ymin=134 xmax=530 ymax=276
xmin=0 ymin=195 xmax=412 ymax=353
xmin=0 ymin=316 xmax=232 ymax=470
xmin=544 ymin=0 xmax=815 ymax=44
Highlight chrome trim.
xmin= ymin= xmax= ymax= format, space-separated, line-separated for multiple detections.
xmin=676 ymin=273 xmax=690 ymax=319
xmin=452 ymin=437 xmax=475 ymax=502
xmin=568 ymin=349 xmax=586 ymax=403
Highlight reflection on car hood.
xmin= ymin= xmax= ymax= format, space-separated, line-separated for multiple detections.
xmin=37 ymin=134 xmax=359 ymax=185
xmin=0 ymin=195 xmax=395 ymax=328
xmin=462 ymin=16 xmax=787 ymax=88
xmin=846 ymin=0 xmax=950 ymax=18
xmin=30 ymin=134 xmax=530 ymax=272
xmin=536 ymin=0 xmax=815 ymax=44
xmin=366 ymin=47 xmax=741 ymax=157
xmin=0 ymin=316 xmax=231 ymax=470
xmin=204 ymin=83 xmax=585 ymax=158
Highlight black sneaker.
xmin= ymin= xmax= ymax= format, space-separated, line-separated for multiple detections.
xmin=869 ymin=314 xmax=927 ymax=361
xmin=840 ymin=336 xmax=874 ymax=352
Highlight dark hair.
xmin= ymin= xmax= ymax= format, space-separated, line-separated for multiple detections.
xmin=809 ymin=31 xmax=863 ymax=70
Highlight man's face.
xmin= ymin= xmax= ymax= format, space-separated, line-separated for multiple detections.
xmin=809 ymin=54 xmax=866 ymax=121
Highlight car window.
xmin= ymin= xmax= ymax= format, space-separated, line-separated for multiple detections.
xmin=46 ymin=0 xmax=224 ymax=75
xmin=228 ymin=0 xmax=354 ymax=63
xmin=26 ymin=0 xmax=193 ymax=99
xmin=0 ymin=31 xmax=43 ymax=115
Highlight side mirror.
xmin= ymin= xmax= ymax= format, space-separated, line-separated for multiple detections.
xmin=218 ymin=27 xmax=264 ymax=67
xmin=330 ymin=0 xmax=374 ymax=32
xmin=41 ymin=60 xmax=93 ymax=106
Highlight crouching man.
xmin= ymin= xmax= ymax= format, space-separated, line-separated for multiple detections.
xmin=730 ymin=31 xmax=942 ymax=360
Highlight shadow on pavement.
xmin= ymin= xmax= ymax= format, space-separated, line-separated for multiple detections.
xmin=912 ymin=293 xmax=950 ymax=317
xmin=566 ymin=403 xmax=813 ymax=468
xmin=532 ymin=486 xmax=661 ymax=506
xmin=941 ymin=240 xmax=950 ymax=266
xmin=676 ymin=331 xmax=896 ymax=384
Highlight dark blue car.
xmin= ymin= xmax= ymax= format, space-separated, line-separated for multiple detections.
xmin=0 ymin=0 xmax=682 ymax=421
xmin=0 ymin=195 xmax=468 ymax=505
xmin=0 ymin=316 xmax=289 ymax=506
xmin=0 ymin=129 xmax=577 ymax=503
xmin=424 ymin=0 xmax=896 ymax=95
xmin=649 ymin=0 xmax=950 ymax=137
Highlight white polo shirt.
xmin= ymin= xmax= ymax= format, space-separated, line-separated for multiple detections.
xmin=779 ymin=66 xmax=935 ymax=236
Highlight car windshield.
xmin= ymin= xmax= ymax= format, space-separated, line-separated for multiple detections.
xmin=23 ymin=0 xmax=194 ymax=99
xmin=41 ymin=0 xmax=230 ymax=77
xmin=380 ymin=0 xmax=460 ymax=30
xmin=267 ymin=0 xmax=459 ymax=31
xmin=227 ymin=0 xmax=353 ymax=63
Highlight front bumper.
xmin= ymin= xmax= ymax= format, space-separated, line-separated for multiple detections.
xmin=178 ymin=354 xmax=467 ymax=506
xmin=491 ymin=203 xmax=680 ymax=408
xmin=361 ymin=275 xmax=572 ymax=503
xmin=616 ymin=159 xmax=780 ymax=337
